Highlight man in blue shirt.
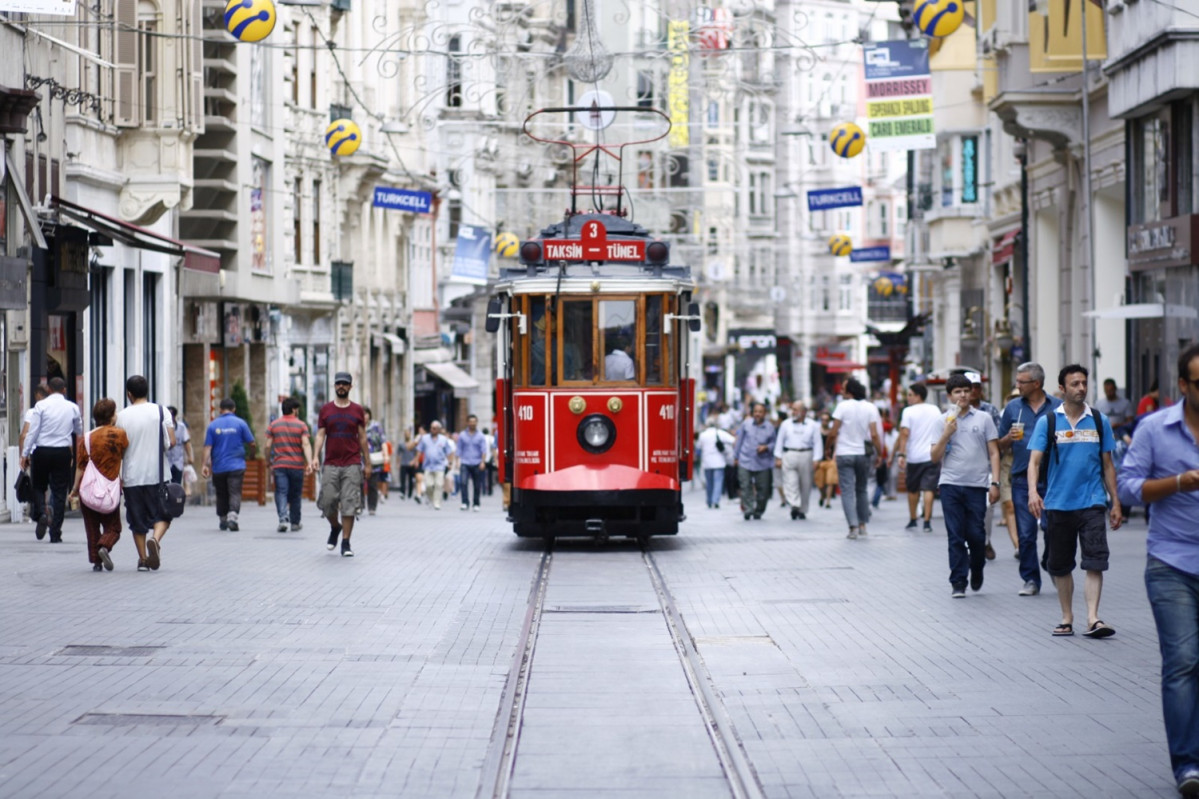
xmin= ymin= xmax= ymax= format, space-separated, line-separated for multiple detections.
xmin=1118 ymin=343 xmax=1199 ymax=797
xmin=201 ymin=398 xmax=257 ymax=531
xmin=997 ymin=362 xmax=1062 ymax=597
xmin=456 ymin=414 xmax=490 ymax=512
xmin=1027 ymin=364 xmax=1121 ymax=639
xmin=732 ymin=403 xmax=777 ymax=520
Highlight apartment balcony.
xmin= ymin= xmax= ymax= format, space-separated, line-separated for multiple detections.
xmin=988 ymin=44 xmax=1082 ymax=149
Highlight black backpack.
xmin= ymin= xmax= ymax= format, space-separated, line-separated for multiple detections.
xmin=1037 ymin=408 xmax=1107 ymax=487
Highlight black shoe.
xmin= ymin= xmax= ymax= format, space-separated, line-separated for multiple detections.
xmin=49 ymin=535 xmax=62 ymax=543
xmin=327 ymin=523 xmax=342 ymax=550
xmin=798 ymin=512 xmax=806 ymax=520
xmin=137 ymin=559 xmax=150 ymax=572
xmin=219 ymin=520 xmax=228 ymax=531
xmin=227 ymin=521 xmax=239 ymax=532
xmin=905 ymin=519 xmax=918 ymax=530
xmin=790 ymin=507 xmax=800 ymax=520
xmin=744 ymin=512 xmax=752 ymax=520
xmin=970 ymin=567 xmax=984 ymax=592
xmin=35 ymin=516 xmax=47 ymax=540
xmin=145 ymin=538 xmax=160 ymax=571
xmin=922 ymin=521 xmax=933 ymax=533
xmin=753 ymin=513 xmax=762 ymax=520
xmin=92 ymin=562 xmax=103 ymax=572
xmin=341 ymin=539 xmax=354 ymax=557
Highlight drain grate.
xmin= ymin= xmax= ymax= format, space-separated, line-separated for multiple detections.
xmin=74 ymin=713 xmax=222 ymax=727
xmin=543 ymin=604 xmax=658 ymax=614
xmin=56 ymin=645 xmax=165 ymax=657
xmin=760 ymin=598 xmax=849 ymax=605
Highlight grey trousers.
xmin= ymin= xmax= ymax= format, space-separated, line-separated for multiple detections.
xmin=780 ymin=450 xmax=814 ymax=515
xmin=835 ymin=455 xmax=871 ymax=528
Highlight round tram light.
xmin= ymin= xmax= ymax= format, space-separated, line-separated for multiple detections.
xmin=913 ymin=0 xmax=965 ymax=38
xmin=568 ymin=396 xmax=587 ymax=415
xmin=607 ymin=396 xmax=623 ymax=413
xmin=828 ymin=234 xmax=853 ymax=257
xmin=519 ymin=240 xmax=543 ymax=264
xmin=325 ymin=119 xmax=362 ymax=156
xmin=646 ymin=240 xmax=669 ymax=265
xmin=577 ymin=414 xmax=616 ymax=453
xmin=829 ymin=121 xmax=866 ymax=159
xmin=224 ymin=0 xmax=276 ymax=43
xmin=495 ymin=232 xmax=519 ymax=257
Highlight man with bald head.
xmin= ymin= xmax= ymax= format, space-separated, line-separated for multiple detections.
xmin=774 ymin=401 xmax=822 ymax=519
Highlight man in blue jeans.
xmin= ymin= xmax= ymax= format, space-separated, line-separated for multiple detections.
xmin=998 ymin=362 xmax=1061 ymax=596
xmin=455 ymin=414 xmax=489 ymax=511
xmin=932 ymin=373 xmax=1000 ymax=598
xmin=266 ymin=398 xmax=313 ymax=532
xmin=1118 ymin=343 xmax=1199 ymax=798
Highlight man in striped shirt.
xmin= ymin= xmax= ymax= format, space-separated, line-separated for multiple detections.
xmin=266 ymin=397 xmax=313 ymax=533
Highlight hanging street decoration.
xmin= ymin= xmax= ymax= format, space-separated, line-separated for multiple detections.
xmin=326 ymin=119 xmax=362 ymax=156
xmin=807 ymin=186 xmax=863 ymax=212
xmin=913 ymin=0 xmax=965 ymax=38
xmin=828 ymin=234 xmax=853 ymax=256
xmin=863 ymin=39 xmax=935 ymax=152
xmin=850 ymin=246 xmax=892 ymax=263
xmin=829 ymin=122 xmax=866 ymax=159
xmin=495 ymin=232 xmax=520 ymax=258
xmin=224 ymin=0 xmax=276 ymax=43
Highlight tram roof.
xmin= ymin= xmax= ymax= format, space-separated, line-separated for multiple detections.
xmin=494 ymin=269 xmax=694 ymax=295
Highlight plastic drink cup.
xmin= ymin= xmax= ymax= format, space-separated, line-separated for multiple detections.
xmin=1012 ymin=422 xmax=1025 ymax=440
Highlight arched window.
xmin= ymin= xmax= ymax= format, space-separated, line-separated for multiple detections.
xmin=446 ymin=36 xmax=463 ymax=108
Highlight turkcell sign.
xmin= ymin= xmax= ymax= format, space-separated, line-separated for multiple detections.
xmin=850 ymin=246 xmax=892 ymax=263
xmin=807 ymin=187 xmax=863 ymax=212
xmin=372 ymin=187 xmax=433 ymax=214
xmin=542 ymin=239 xmax=646 ymax=262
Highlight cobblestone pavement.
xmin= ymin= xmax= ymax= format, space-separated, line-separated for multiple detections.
xmin=0 ymin=481 xmax=1175 ymax=798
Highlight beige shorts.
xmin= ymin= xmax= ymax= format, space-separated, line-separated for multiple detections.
xmin=318 ymin=464 xmax=363 ymax=518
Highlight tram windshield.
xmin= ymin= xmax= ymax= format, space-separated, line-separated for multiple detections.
xmin=515 ymin=294 xmax=675 ymax=387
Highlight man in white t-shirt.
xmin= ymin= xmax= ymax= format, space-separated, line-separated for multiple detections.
xmin=116 ymin=375 xmax=176 ymax=572
xmin=604 ymin=335 xmax=635 ymax=380
xmin=892 ymin=382 xmax=943 ymax=532
xmin=827 ymin=378 xmax=883 ymax=539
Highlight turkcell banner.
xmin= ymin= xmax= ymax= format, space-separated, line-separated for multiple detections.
xmin=450 ymin=225 xmax=492 ymax=284
xmin=863 ymin=39 xmax=935 ymax=152
xmin=372 ymin=187 xmax=433 ymax=214
xmin=850 ymin=246 xmax=892 ymax=263
xmin=807 ymin=187 xmax=863 ymax=212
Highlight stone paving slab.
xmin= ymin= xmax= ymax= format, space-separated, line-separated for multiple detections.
xmin=0 ymin=480 xmax=1179 ymax=798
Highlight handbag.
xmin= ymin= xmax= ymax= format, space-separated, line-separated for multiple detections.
xmin=79 ymin=431 xmax=121 ymax=513
xmin=14 ymin=469 xmax=31 ymax=503
xmin=369 ymin=451 xmax=385 ymax=467
xmin=158 ymin=406 xmax=186 ymax=519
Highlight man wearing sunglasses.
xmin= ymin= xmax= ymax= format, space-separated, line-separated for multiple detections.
xmin=309 ymin=372 xmax=369 ymax=557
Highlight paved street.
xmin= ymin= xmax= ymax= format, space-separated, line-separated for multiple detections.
xmin=0 ymin=481 xmax=1176 ymax=798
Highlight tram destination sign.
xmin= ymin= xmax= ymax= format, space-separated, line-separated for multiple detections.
xmin=542 ymin=239 xmax=647 ymax=262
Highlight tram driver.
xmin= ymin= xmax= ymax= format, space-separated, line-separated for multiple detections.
xmin=605 ymin=335 xmax=636 ymax=381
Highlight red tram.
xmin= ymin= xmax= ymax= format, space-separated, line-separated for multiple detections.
xmin=486 ymin=107 xmax=700 ymax=538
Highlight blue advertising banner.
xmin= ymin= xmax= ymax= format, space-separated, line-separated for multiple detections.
xmin=450 ymin=225 xmax=492 ymax=284
xmin=850 ymin=246 xmax=892 ymax=263
xmin=372 ymin=186 xmax=433 ymax=214
xmin=863 ymin=39 xmax=929 ymax=81
xmin=807 ymin=187 xmax=863 ymax=212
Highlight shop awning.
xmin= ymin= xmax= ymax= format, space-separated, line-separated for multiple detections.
xmin=421 ymin=360 xmax=480 ymax=393
xmin=51 ymin=196 xmax=220 ymax=273
xmin=813 ymin=357 xmax=866 ymax=373
xmin=1081 ymin=303 xmax=1199 ymax=321
xmin=992 ymin=229 xmax=1020 ymax=266
xmin=373 ymin=332 xmax=406 ymax=354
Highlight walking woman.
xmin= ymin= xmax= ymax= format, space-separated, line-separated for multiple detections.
xmin=69 ymin=398 xmax=128 ymax=571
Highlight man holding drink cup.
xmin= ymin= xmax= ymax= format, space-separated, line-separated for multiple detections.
xmin=998 ymin=363 xmax=1062 ymax=597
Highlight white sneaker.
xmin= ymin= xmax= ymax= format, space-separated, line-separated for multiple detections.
xmin=472 ymin=506 xmax=480 ymax=512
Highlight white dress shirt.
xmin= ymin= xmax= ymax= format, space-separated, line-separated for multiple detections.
xmin=773 ymin=417 xmax=822 ymax=458
xmin=22 ymin=392 xmax=83 ymax=456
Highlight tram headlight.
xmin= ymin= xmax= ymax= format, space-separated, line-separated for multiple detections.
xmin=577 ymin=414 xmax=616 ymax=454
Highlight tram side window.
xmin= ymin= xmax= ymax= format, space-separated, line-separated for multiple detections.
xmin=645 ymin=295 xmax=663 ymax=384
xmin=560 ymin=301 xmax=594 ymax=382
xmin=530 ymin=297 xmax=550 ymax=385
xmin=600 ymin=299 xmax=637 ymax=381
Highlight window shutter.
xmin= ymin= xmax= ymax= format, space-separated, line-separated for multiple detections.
xmin=113 ymin=0 xmax=138 ymax=127
xmin=188 ymin=0 xmax=204 ymax=132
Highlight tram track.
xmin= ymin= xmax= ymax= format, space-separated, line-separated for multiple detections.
xmin=478 ymin=540 xmax=764 ymax=799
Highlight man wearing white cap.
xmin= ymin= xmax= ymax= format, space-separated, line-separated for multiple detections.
xmin=309 ymin=371 xmax=369 ymax=557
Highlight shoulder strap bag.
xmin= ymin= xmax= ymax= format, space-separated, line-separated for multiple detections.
xmin=159 ymin=406 xmax=187 ymax=519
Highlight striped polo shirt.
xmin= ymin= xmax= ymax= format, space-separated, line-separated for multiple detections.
xmin=268 ymin=415 xmax=309 ymax=470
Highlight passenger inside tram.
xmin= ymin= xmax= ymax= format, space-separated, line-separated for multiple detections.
xmin=604 ymin=334 xmax=636 ymax=380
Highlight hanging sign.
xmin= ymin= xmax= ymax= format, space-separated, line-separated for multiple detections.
xmin=850 ymin=246 xmax=892 ymax=263
xmin=450 ymin=225 xmax=492 ymax=284
xmin=541 ymin=220 xmax=646 ymax=262
xmin=372 ymin=187 xmax=432 ymax=214
xmin=863 ymin=40 xmax=935 ymax=152
xmin=807 ymin=187 xmax=863 ymax=211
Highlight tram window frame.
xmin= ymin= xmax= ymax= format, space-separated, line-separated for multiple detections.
xmin=599 ymin=297 xmax=639 ymax=383
xmin=557 ymin=299 xmax=596 ymax=384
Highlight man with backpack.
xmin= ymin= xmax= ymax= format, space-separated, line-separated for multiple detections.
xmin=1027 ymin=364 xmax=1122 ymax=638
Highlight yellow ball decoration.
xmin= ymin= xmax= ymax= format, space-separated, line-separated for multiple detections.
xmin=495 ymin=232 xmax=520 ymax=258
xmin=829 ymin=121 xmax=866 ymax=159
xmin=325 ymin=119 xmax=362 ymax=157
xmin=828 ymin=234 xmax=853 ymax=257
xmin=224 ymin=0 xmax=276 ymax=43
xmin=913 ymin=0 xmax=965 ymax=38
xmin=873 ymin=275 xmax=894 ymax=296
